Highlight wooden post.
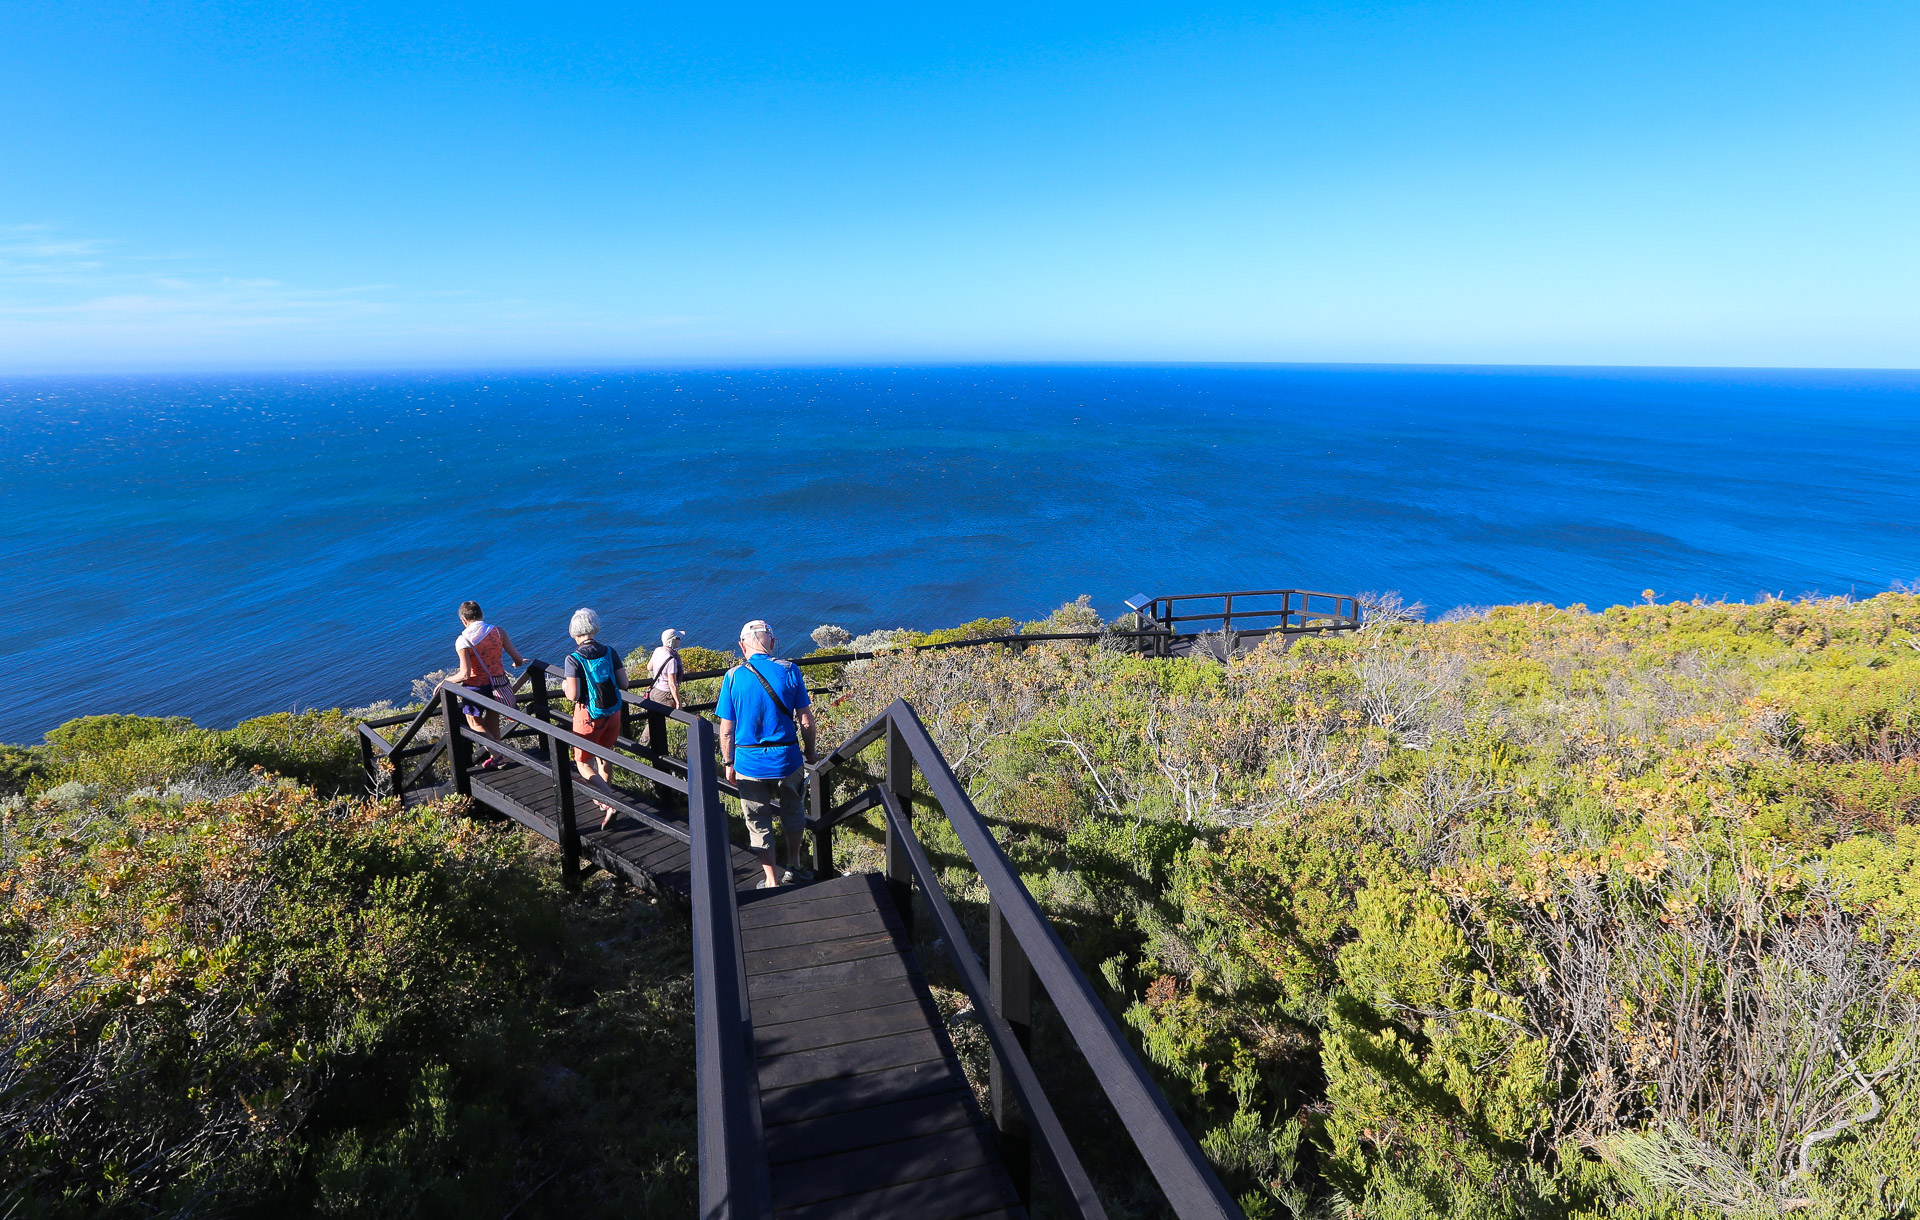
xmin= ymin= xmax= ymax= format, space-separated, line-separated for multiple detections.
xmin=809 ymin=766 xmax=833 ymax=878
xmin=884 ymin=717 xmax=914 ymax=929
xmin=441 ymin=687 xmax=471 ymax=798
xmin=358 ymin=731 xmax=375 ymax=796
xmin=647 ymin=707 xmax=667 ymax=761
xmin=990 ymin=898 xmax=1034 ymax=1203
xmin=552 ymin=723 xmax=581 ymax=891
xmin=529 ymin=666 xmax=551 ymax=729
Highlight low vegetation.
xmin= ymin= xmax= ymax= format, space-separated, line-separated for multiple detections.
xmin=811 ymin=592 xmax=1920 ymax=1219
xmin=4 ymin=591 xmax=1917 ymax=1218
xmin=2 ymin=714 xmax=696 ymax=1217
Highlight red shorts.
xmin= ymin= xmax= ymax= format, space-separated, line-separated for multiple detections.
xmin=573 ymin=711 xmax=620 ymax=762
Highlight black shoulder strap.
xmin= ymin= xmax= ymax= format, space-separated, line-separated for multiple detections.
xmin=736 ymin=657 xmax=793 ymax=719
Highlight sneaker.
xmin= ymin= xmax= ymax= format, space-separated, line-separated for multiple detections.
xmin=780 ymin=866 xmax=813 ymax=885
xmin=757 ymin=877 xmax=780 ymax=890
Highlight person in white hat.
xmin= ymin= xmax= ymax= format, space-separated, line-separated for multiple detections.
xmin=646 ymin=628 xmax=686 ymax=712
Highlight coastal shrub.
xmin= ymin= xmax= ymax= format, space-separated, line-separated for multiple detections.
xmin=911 ymin=616 xmax=1017 ymax=646
xmin=0 ymin=744 xmax=41 ymax=795
xmin=810 ymin=624 xmax=852 ymax=649
xmin=0 ymin=778 xmax=553 ymax=1215
xmin=810 ymin=591 xmax=1920 ymax=1216
xmin=846 ymin=627 xmax=914 ymax=654
xmin=222 ymin=708 xmax=362 ymax=794
xmin=45 ymin=720 xmax=235 ymax=795
xmin=42 ymin=714 xmax=194 ymax=762
xmin=674 ymin=645 xmax=734 ymax=674
xmin=1764 ymin=657 xmax=1920 ymax=761
xmin=1025 ymin=594 xmax=1103 ymax=634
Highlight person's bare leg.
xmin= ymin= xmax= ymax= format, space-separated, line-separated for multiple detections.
xmin=592 ymin=758 xmax=617 ymax=827
xmin=476 ymin=709 xmax=504 ymax=765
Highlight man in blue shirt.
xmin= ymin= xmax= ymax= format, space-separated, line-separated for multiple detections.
xmin=716 ymin=619 xmax=817 ymax=889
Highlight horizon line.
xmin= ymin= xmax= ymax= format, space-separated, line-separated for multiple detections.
xmin=6 ymin=357 xmax=1920 ymax=380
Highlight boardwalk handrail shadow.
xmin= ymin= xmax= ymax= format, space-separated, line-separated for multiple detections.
xmin=807 ymin=700 xmax=1244 ymax=1220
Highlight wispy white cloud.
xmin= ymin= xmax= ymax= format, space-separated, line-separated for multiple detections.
xmin=0 ymin=223 xmax=714 ymax=370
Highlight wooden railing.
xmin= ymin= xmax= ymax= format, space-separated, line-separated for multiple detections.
xmin=405 ymin=678 xmax=770 ymax=1219
xmin=1138 ymin=588 xmax=1361 ymax=655
xmin=804 ymin=701 xmax=1244 ymax=1220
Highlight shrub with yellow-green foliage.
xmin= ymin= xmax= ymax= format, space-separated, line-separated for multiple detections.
xmin=13 ymin=709 xmax=365 ymax=801
xmin=2 ymin=775 xmax=550 ymax=1214
xmin=2 ymin=712 xmax=698 ymax=1219
xmin=814 ymin=593 xmax=1920 ymax=1219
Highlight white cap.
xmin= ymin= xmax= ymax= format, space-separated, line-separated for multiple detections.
xmin=661 ymin=628 xmax=685 ymax=646
xmin=741 ymin=619 xmax=772 ymax=638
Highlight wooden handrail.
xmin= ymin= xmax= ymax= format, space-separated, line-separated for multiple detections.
xmin=871 ymin=784 xmax=1107 ymax=1217
xmin=807 ymin=700 xmax=1244 ymax=1219
xmin=687 ymin=715 xmax=772 ymax=1219
xmin=444 ymin=684 xmax=699 ymax=842
xmin=447 ymin=676 xmax=771 ymax=1214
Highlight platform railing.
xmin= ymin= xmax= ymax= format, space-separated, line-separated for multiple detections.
xmin=806 ymin=700 xmax=1244 ymax=1220
xmin=1145 ymin=588 xmax=1362 ymax=639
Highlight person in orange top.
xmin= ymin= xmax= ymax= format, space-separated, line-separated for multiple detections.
xmin=452 ymin=600 xmax=527 ymax=769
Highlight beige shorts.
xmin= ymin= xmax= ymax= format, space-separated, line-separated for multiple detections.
xmin=736 ymin=767 xmax=805 ymax=850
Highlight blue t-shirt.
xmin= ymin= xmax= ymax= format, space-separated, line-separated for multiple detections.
xmin=715 ymin=656 xmax=812 ymax=779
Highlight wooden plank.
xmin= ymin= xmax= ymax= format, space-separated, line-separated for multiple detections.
xmin=754 ymin=999 xmax=933 ymax=1057
xmin=771 ymin=1160 xmax=1020 ymax=1220
xmin=742 ymin=904 xmax=901 ymax=951
xmin=770 ymin=1123 xmax=1000 ymax=1208
xmin=739 ymin=883 xmax=888 ymax=928
xmin=756 ymin=1027 xmax=947 ymax=1091
xmin=745 ymin=927 xmax=903 ymax=975
xmin=758 ymin=1058 xmax=966 ymax=1126
xmin=470 ymin=781 xmax=559 ymax=841
xmin=473 ymin=764 xmax=767 ymax=901
xmin=762 ymin=1086 xmax=977 ymax=1164
xmin=748 ymin=951 xmax=910 ymax=1001
xmin=740 ymin=871 xmax=879 ymax=907
xmin=751 ymin=976 xmax=922 ymax=1027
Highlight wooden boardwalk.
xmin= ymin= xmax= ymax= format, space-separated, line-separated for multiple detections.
xmin=457 ymin=759 xmax=1025 ymax=1219
xmin=367 ymin=684 xmax=1246 ymax=1218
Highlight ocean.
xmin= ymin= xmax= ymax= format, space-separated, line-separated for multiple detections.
xmin=4 ymin=364 xmax=1918 ymax=743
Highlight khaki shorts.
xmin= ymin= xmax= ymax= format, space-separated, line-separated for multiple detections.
xmin=736 ymin=767 xmax=805 ymax=851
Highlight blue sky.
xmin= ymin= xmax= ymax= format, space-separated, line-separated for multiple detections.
xmin=2 ymin=1 xmax=1915 ymax=370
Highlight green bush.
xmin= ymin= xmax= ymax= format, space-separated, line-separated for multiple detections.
xmin=0 ymin=743 xmax=41 ymax=795
xmin=912 ymin=616 xmax=1016 ymax=646
xmin=1 ymin=781 xmax=553 ymax=1215
xmin=223 ymin=709 xmax=362 ymax=795
xmin=42 ymin=713 xmax=193 ymax=761
xmin=812 ymin=591 xmax=1920 ymax=1217
xmin=675 ymin=645 xmax=734 ymax=674
xmin=1766 ymin=657 xmax=1920 ymax=759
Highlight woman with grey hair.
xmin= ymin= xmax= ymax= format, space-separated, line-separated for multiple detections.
xmin=561 ymin=607 xmax=628 ymax=829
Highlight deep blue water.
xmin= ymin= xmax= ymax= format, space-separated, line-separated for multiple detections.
xmin=4 ymin=364 xmax=1918 ymax=743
